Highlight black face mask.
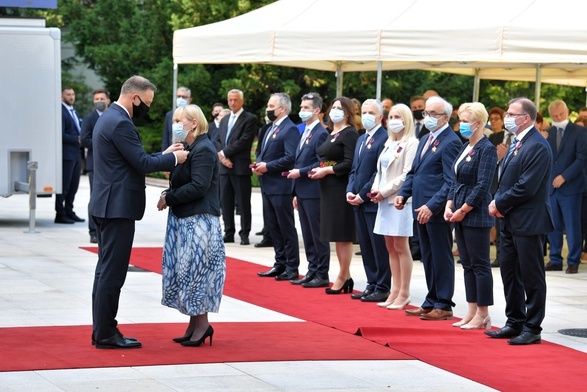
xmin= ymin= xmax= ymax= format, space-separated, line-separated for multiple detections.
xmin=412 ymin=109 xmax=424 ymax=120
xmin=212 ymin=112 xmax=219 ymax=119
xmin=133 ymin=95 xmax=150 ymax=118
xmin=266 ymin=109 xmax=277 ymax=122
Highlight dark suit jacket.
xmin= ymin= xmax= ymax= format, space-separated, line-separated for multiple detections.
xmin=164 ymin=134 xmax=221 ymax=218
xmin=415 ymin=121 xmax=430 ymax=139
xmin=495 ymin=127 xmax=554 ymax=236
xmin=89 ymin=104 xmax=176 ymax=221
xmin=257 ymin=116 xmax=300 ymax=195
xmin=448 ymin=136 xmax=497 ymax=227
xmin=161 ymin=110 xmax=173 ymax=151
xmin=399 ymin=125 xmax=462 ymax=222
xmin=216 ymin=110 xmax=257 ymax=176
xmin=347 ymin=125 xmax=388 ymax=213
xmin=488 ymin=130 xmax=505 ymax=146
xmin=61 ymin=104 xmax=82 ymax=160
xmin=546 ymin=122 xmax=587 ymax=196
xmin=80 ymin=109 xmax=101 ymax=171
xmin=293 ymin=123 xmax=328 ymax=199
xmin=208 ymin=121 xmax=220 ymax=147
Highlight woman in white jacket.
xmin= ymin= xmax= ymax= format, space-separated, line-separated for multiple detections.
xmin=369 ymin=103 xmax=418 ymax=310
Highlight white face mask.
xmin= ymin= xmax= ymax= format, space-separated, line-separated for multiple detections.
xmin=504 ymin=117 xmax=520 ymax=133
xmin=329 ymin=108 xmax=345 ymax=124
xmin=361 ymin=113 xmax=377 ymax=131
xmin=424 ymin=115 xmax=441 ymax=132
xmin=299 ymin=111 xmax=313 ymax=122
xmin=552 ymin=119 xmax=569 ymax=129
xmin=387 ymin=119 xmax=404 ymax=134
xmin=172 ymin=123 xmax=189 ymax=141
xmin=176 ymin=97 xmax=188 ymax=107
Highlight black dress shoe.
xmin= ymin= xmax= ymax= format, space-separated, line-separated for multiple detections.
xmin=254 ymin=238 xmax=273 ymax=248
xmin=90 ymin=234 xmax=98 ymax=244
xmin=275 ymin=270 xmax=299 ymax=281
xmin=351 ymin=289 xmax=373 ymax=300
xmin=484 ymin=326 xmax=522 ymax=339
xmin=240 ymin=238 xmax=250 ymax=245
xmin=223 ymin=236 xmax=235 ymax=243
xmin=91 ymin=331 xmax=137 ymax=346
xmin=566 ymin=264 xmax=579 ymax=274
xmin=67 ymin=213 xmax=85 ymax=222
xmin=290 ymin=275 xmax=314 ymax=285
xmin=55 ymin=215 xmax=75 ymax=224
xmin=255 ymin=230 xmax=264 ymax=236
xmin=361 ymin=291 xmax=390 ymax=302
xmin=95 ymin=334 xmax=142 ymax=349
xmin=257 ymin=267 xmax=285 ymax=277
xmin=301 ymin=277 xmax=330 ymax=288
xmin=508 ymin=331 xmax=541 ymax=345
xmin=545 ymin=261 xmax=562 ymax=271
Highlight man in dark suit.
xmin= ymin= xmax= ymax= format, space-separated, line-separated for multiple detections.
xmin=253 ymin=120 xmax=274 ymax=248
xmin=56 ymin=87 xmax=85 ymax=224
xmin=161 ymin=86 xmax=192 ymax=151
xmin=487 ymin=97 xmax=554 ymax=345
xmin=208 ymin=102 xmax=224 ymax=146
xmin=80 ymin=89 xmax=110 ymax=243
xmin=255 ymin=93 xmax=301 ymax=281
xmin=216 ymin=89 xmax=257 ymax=245
xmin=396 ymin=96 xmax=462 ymax=320
xmin=544 ymin=100 xmax=587 ymax=274
xmin=347 ymin=99 xmax=390 ymax=302
xmin=89 ymin=75 xmax=188 ymax=349
xmin=287 ymin=93 xmax=330 ymax=288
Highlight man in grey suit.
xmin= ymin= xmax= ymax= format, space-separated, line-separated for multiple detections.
xmin=89 ymin=75 xmax=188 ymax=349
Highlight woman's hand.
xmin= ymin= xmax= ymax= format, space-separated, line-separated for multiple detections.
xmin=308 ymin=167 xmax=327 ymax=179
xmin=157 ymin=192 xmax=167 ymax=211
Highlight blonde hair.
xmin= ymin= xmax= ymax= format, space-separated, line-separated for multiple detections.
xmin=458 ymin=102 xmax=488 ymax=126
xmin=390 ymin=103 xmax=415 ymax=142
xmin=173 ymin=104 xmax=208 ymax=138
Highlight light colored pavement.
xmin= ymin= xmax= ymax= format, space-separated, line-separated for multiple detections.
xmin=0 ymin=175 xmax=586 ymax=391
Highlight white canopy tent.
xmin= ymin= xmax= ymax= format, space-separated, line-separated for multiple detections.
xmin=173 ymin=0 xmax=587 ymax=104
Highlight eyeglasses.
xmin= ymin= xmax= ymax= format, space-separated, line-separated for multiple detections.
xmin=504 ymin=112 xmax=527 ymax=118
xmin=422 ymin=111 xmax=446 ymax=118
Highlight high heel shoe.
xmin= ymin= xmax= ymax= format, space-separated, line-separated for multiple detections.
xmin=461 ymin=316 xmax=491 ymax=330
xmin=172 ymin=334 xmax=192 ymax=343
xmin=325 ymin=278 xmax=354 ymax=294
xmin=452 ymin=320 xmax=467 ymax=327
xmin=180 ymin=325 xmax=214 ymax=347
xmin=386 ymin=297 xmax=411 ymax=310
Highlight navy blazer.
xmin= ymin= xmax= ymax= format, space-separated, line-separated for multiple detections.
xmin=495 ymin=127 xmax=554 ymax=236
xmin=293 ymin=123 xmax=328 ymax=199
xmin=165 ymin=134 xmax=221 ymax=218
xmin=257 ymin=116 xmax=301 ymax=195
xmin=216 ymin=110 xmax=257 ymax=176
xmin=161 ymin=110 xmax=174 ymax=151
xmin=80 ymin=109 xmax=100 ymax=171
xmin=347 ymin=125 xmax=388 ymax=213
xmin=448 ymin=136 xmax=497 ymax=227
xmin=89 ymin=104 xmax=176 ymax=221
xmin=546 ymin=122 xmax=587 ymax=196
xmin=399 ymin=126 xmax=462 ymax=222
xmin=61 ymin=104 xmax=82 ymax=160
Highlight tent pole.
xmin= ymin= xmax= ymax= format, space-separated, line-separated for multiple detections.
xmin=473 ymin=69 xmax=480 ymax=101
xmin=376 ymin=61 xmax=382 ymax=100
xmin=336 ymin=61 xmax=343 ymax=97
xmin=173 ymin=62 xmax=178 ymax=110
xmin=535 ymin=65 xmax=542 ymax=108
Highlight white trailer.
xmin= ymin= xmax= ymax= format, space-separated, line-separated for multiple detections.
xmin=0 ymin=17 xmax=61 ymax=198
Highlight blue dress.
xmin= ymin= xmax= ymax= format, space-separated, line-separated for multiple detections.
xmin=161 ymin=212 xmax=226 ymax=316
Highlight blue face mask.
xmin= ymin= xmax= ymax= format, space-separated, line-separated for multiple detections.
xmin=176 ymin=98 xmax=188 ymax=107
xmin=172 ymin=123 xmax=189 ymax=141
xmin=459 ymin=122 xmax=474 ymax=138
xmin=329 ymin=108 xmax=345 ymax=124
xmin=504 ymin=117 xmax=520 ymax=133
xmin=361 ymin=113 xmax=377 ymax=131
xmin=424 ymin=115 xmax=440 ymax=131
xmin=299 ymin=111 xmax=313 ymax=122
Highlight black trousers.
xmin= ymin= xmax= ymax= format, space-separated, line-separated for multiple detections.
xmin=55 ymin=157 xmax=81 ymax=216
xmin=220 ymin=174 xmax=251 ymax=239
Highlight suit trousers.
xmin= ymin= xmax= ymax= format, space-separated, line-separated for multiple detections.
xmin=220 ymin=173 xmax=252 ymax=239
xmin=500 ymin=228 xmax=546 ymax=334
xmin=548 ymin=191 xmax=582 ymax=266
xmin=454 ymin=224 xmax=493 ymax=306
xmin=418 ymin=221 xmax=455 ymax=310
xmin=87 ymin=170 xmax=96 ymax=235
xmin=262 ymin=192 xmax=299 ymax=272
xmin=91 ymin=217 xmax=135 ymax=341
xmin=355 ymin=206 xmax=390 ymax=292
xmin=55 ymin=157 xmax=81 ymax=216
xmin=297 ymin=197 xmax=330 ymax=279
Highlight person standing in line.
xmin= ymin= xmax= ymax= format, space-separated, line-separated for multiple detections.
xmin=370 ymin=104 xmax=418 ymax=310
xmin=89 ymin=75 xmax=188 ymax=349
xmin=80 ymin=89 xmax=111 ymax=243
xmin=487 ymin=97 xmax=553 ymax=345
xmin=56 ymin=87 xmax=85 ymax=224
xmin=157 ymin=104 xmax=225 ymax=347
xmin=445 ymin=102 xmax=497 ymax=330
xmin=208 ymin=102 xmax=224 ymax=146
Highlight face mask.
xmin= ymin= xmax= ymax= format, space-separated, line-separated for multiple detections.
xmin=412 ymin=109 xmax=424 ymax=120
xmin=424 ymin=115 xmax=440 ymax=132
xmin=266 ymin=108 xmax=278 ymax=122
xmin=132 ymin=95 xmax=150 ymax=118
xmin=213 ymin=112 xmax=219 ymax=119
xmin=329 ymin=108 xmax=345 ymax=124
xmin=299 ymin=111 xmax=313 ymax=122
xmin=94 ymin=101 xmax=106 ymax=111
xmin=387 ymin=119 xmax=404 ymax=134
xmin=176 ymin=97 xmax=188 ymax=107
xmin=172 ymin=123 xmax=189 ymax=141
xmin=552 ymin=119 xmax=569 ymax=129
xmin=504 ymin=117 xmax=520 ymax=133
xmin=459 ymin=122 xmax=476 ymax=138
xmin=361 ymin=113 xmax=377 ymax=131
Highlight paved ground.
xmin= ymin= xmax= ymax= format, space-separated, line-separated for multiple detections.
xmin=0 ymin=175 xmax=586 ymax=391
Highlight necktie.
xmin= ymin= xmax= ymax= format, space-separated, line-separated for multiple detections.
xmin=299 ymin=126 xmax=311 ymax=150
xmin=262 ymin=124 xmax=276 ymax=151
xmin=359 ymin=134 xmax=369 ymax=155
xmin=70 ymin=109 xmax=80 ymax=132
xmin=225 ymin=114 xmax=236 ymax=144
xmin=499 ymin=137 xmax=518 ymax=179
xmin=415 ymin=122 xmax=422 ymax=138
xmin=556 ymin=127 xmax=563 ymax=150
xmin=420 ymin=133 xmax=434 ymax=158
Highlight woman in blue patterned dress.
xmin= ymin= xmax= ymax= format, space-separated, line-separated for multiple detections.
xmin=157 ymin=104 xmax=225 ymax=347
